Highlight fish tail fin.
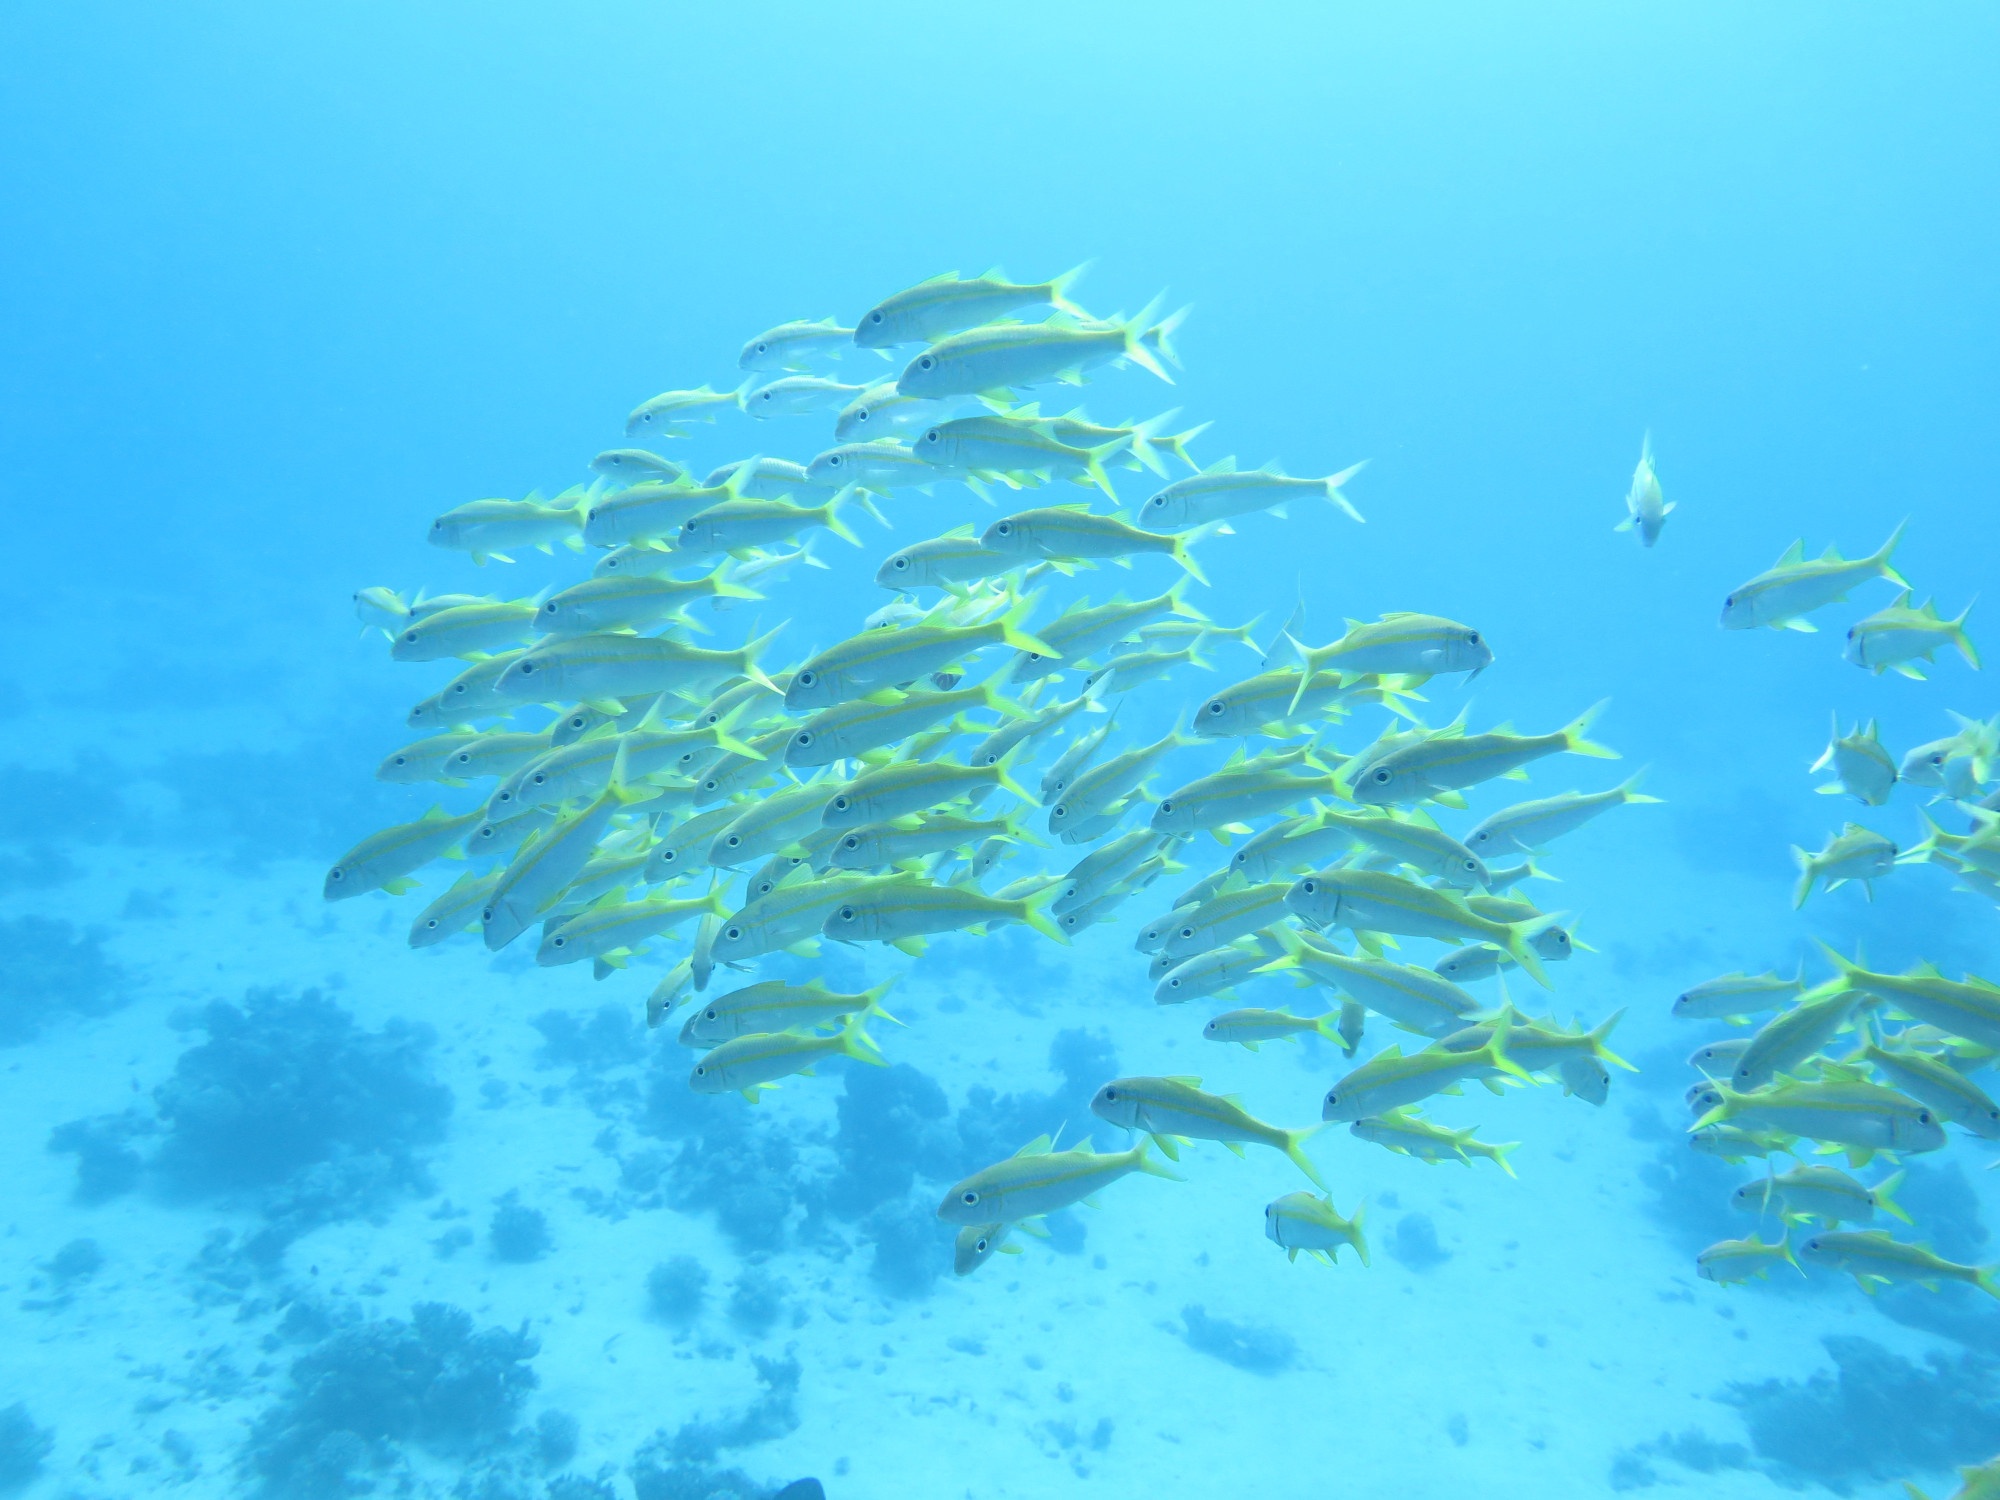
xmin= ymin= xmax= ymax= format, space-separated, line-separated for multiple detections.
xmin=1170 ymin=523 xmax=1219 ymax=586
xmin=1874 ymin=1168 xmax=1912 ymax=1225
xmin=1322 ymin=459 xmax=1368 ymax=522
xmin=1978 ymin=1263 xmax=2000 ymax=1303
xmin=1791 ymin=848 xmax=1816 ymax=909
xmin=822 ymin=486 xmax=867 ymax=547
xmin=840 ymin=1010 xmax=889 ymax=1068
xmin=1489 ymin=1140 xmax=1521 ymax=1178
xmin=1144 ymin=303 xmax=1191 ymax=372
xmin=998 ymin=596 xmax=1061 ymax=659
xmin=1283 ymin=1125 xmax=1328 ymax=1189
xmin=1163 ymin=419 xmax=1212 ymax=472
xmin=863 ymin=975 xmax=905 ymax=1026
xmin=1618 ymin=768 xmax=1664 ymax=804
xmin=1953 ymin=596 xmax=1982 ymax=668
xmin=738 ymin=621 xmax=789 ymax=694
xmin=1484 ymin=1006 xmax=1538 ymax=1084
xmin=1133 ymin=1138 xmax=1186 ymax=1182
xmin=1560 ymin=699 xmax=1618 ymax=759
xmin=1502 ymin=917 xmax=1554 ymax=990
xmin=1590 ymin=1008 xmax=1637 ymax=1070
xmin=1124 ymin=407 xmax=1178 ymax=476
xmin=1047 ymin=258 xmax=1095 ymax=316
xmin=1873 ymin=517 xmax=1911 ymax=587
xmin=1018 ymin=889 xmax=1070 ymax=947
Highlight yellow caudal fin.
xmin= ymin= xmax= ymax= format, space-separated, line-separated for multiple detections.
xmin=1873 ymin=1168 xmax=1912 ymax=1225
xmin=839 ymin=1010 xmax=889 ymax=1068
xmin=1588 ymin=1008 xmax=1637 ymax=1071
xmin=1872 ymin=518 xmax=1911 ymax=588
xmin=1791 ymin=847 xmax=1817 ymax=909
xmin=1560 ymin=699 xmax=1619 ymax=759
xmin=1283 ymin=1125 xmax=1327 ymax=1189
xmin=1133 ymin=1138 xmax=1187 ymax=1182
xmin=1502 ymin=915 xmax=1556 ymax=989
xmin=1322 ymin=460 xmax=1368 ymax=523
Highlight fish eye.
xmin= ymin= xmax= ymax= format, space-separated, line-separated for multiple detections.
xmin=725 ymin=926 xmax=742 ymax=940
xmin=1372 ymin=768 xmax=1391 ymax=782
xmin=795 ymin=731 xmax=813 ymax=746
xmin=1159 ymin=800 xmax=1174 ymax=813
xmin=1051 ymin=806 xmax=1067 ymax=820
xmin=552 ymin=936 xmax=566 ymax=948
xmin=1467 ymin=631 xmax=1480 ymax=644
xmin=425 ymin=918 xmax=439 ymax=930
xmin=924 ymin=429 xmax=941 ymax=443
xmin=519 ymin=662 xmax=536 ymax=675
xmin=695 ymin=1064 xmax=707 ymax=1076
xmin=543 ymin=601 xmax=559 ymax=613
xmin=402 ymin=629 xmax=419 ymax=642
xmin=834 ymin=796 xmax=849 ymax=811
xmin=329 ymin=869 xmax=345 ymax=882
xmin=704 ymin=1008 xmax=717 ymax=1020
xmin=838 ymin=906 xmax=856 ymax=921
xmin=760 ymin=389 xmax=773 ymax=401
xmin=392 ymin=755 xmax=408 ymax=766
xmin=870 ymin=311 xmax=884 ymax=323
xmin=799 ymin=670 xmax=817 ymax=685
xmin=726 ymin=835 xmax=741 ymax=847
xmin=961 ymin=1190 xmax=978 ymax=1204
xmin=892 ymin=557 xmax=908 ymax=569
xmin=481 ymin=907 xmax=495 ymax=921
xmin=1724 ymin=595 xmax=1735 ymax=607
xmin=843 ymin=836 xmax=860 ymax=849
xmin=827 ymin=455 xmax=842 ymax=467
xmin=1920 ymin=1111 xmax=1934 ymax=1124
xmin=1302 ymin=880 xmax=1317 ymax=894
xmin=1206 ymin=701 xmax=1224 ymax=714
xmin=1150 ymin=496 xmax=1165 ymax=507
xmin=919 ymin=356 xmax=935 ymax=370
xmin=995 ymin=521 xmax=1012 ymax=535
xmin=1104 ymin=1088 xmax=1118 ymax=1100
xmin=755 ymin=342 xmax=768 ymax=353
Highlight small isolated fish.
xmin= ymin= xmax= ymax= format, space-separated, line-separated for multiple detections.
xmin=1792 ymin=823 xmax=1897 ymax=907
xmin=857 ymin=262 xmax=1092 ymax=348
xmin=1843 ymin=592 xmax=1979 ymax=679
xmin=1138 ymin=456 xmax=1366 ymax=532
xmin=590 ymin=449 xmax=685 ymax=485
xmin=324 ymin=806 xmax=482 ymax=900
xmin=1091 ymin=1075 xmax=1324 ymax=1185
xmin=898 ymin=298 xmax=1186 ymax=399
xmin=1201 ymin=1006 xmax=1344 ymax=1050
xmin=1798 ymin=1230 xmax=2000 ymax=1299
xmin=428 ymin=491 xmax=587 ymax=566
xmin=1263 ymin=1192 xmax=1368 ymax=1266
xmin=1719 ymin=521 xmax=1909 ymax=631
xmin=936 ymin=1133 xmax=1181 ymax=1226
xmin=739 ymin=318 xmax=856 ymax=372
xmin=624 ymin=382 xmax=749 ymax=439
xmin=743 ymin=376 xmax=871 ymax=418
xmin=1696 ymin=1234 xmax=1798 ymax=1285
xmin=1463 ymin=772 xmax=1661 ymax=857
xmin=1810 ymin=716 xmax=1897 ymax=806
xmin=1614 ymin=433 xmax=1672 ymax=547
xmin=1289 ymin=614 xmax=1491 ymax=688
xmin=1349 ymin=1109 xmax=1519 ymax=1174
xmin=1672 ymin=967 xmax=1805 ymax=1022
xmin=981 ymin=505 xmax=1217 ymax=583
xmin=1351 ymin=702 xmax=1616 ymax=806
xmin=1731 ymin=1165 xmax=1909 ymax=1227
xmin=689 ymin=1012 xmax=887 ymax=1101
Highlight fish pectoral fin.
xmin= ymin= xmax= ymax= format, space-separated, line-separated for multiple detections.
xmin=1151 ymin=1133 xmax=1182 ymax=1161
xmin=1780 ymin=618 xmax=1820 ymax=633
xmin=1222 ymin=1140 xmax=1247 ymax=1158
xmin=381 ymin=876 xmax=420 ymax=895
xmin=889 ymin=936 xmax=927 ymax=956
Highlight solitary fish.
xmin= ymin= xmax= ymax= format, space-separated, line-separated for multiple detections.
xmin=1463 ymin=773 xmax=1661 ymax=857
xmin=1614 ymin=433 xmax=1672 ymax=547
xmin=1263 ymin=1192 xmax=1368 ymax=1266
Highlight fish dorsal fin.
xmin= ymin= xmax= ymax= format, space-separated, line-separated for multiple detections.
xmin=1260 ymin=458 xmax=1287 ymax=476
xmin=1164 ymin=1074 xmax=1203 ymax=1087
xmin=941 ymin=522 xmax=977 ymax=540
xmin=1204 ymin=455 xmax=1238 ymax=475
xmin=920 ymin=271 xmax=958 ymax=285
xmin=1014 ymin=1133 xmax=1053 ymax=1157
xmin=1777 ymin=538 xmax=1806 ymax=565
xmin=981 ymin=264 xmax=1009 ymax=282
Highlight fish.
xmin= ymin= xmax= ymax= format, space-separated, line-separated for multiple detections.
xmin=1090 ymin=1075 xmax=1324 ymax=1184
xmin=689 ymin=1012 xmax=887 ymax=1101
xmin=936 ymin=1133 xmax=1181 ymax=1226
xmin=785 ymin=681 xmax=1023 ymax=767
xmin=1154 ymin=880 xmax=1292 ymax=960
xmin=1671 ymin=967 xmax=1805 ymax=1022
xmin=1731 ymin=1165 xmax=1909 ymax=1227
xmin=819 ymin=753 xmax=1033 ymax=829
xmin=835 ymin=381 xmax=963 ymax=441
xmin=1730 ymin=986 xmax=1871 ymax=1089
xmin=1688 ymin=1038 xmax=1752 ymax=1074
xmin=1695 ymin=1234 xmax=1798 ymax=1285
xmin=1691 ymin=1078 xmax=1947 ymax=1164
xmin=1153 ymin=933 xmax=1288 ymax=1005
xmin=354 ymin=585 xmax=411 ymax=636
xmin=1052 ymin=829 xmax=1176 ymax=915
xmin=1843 ymin=592 xmax=1979 ymax=678
xmin=678 ymin=977 xmax=899 ymax=1047
xmin=624 ymin=382 xmax=749 ymax=439
xmin=1792 ymin=823 xmax=1897 ymax=907
xmin=739 ymin=318 xmax=857 ymax=372
xmin=991 ymin=402 xmax=1208 ymax=476
xmin=582 ymin=474 xmax=745 ymax=549
xmin=644 ymin=804 xmax=752 ymax=883
xmin=952 ymin=1221 xmax=1041 ymax=1276
xmin=407 ymin=870 xmax=500 ymax=947
xmin=590 ymin=449 xmax=685 ymax=485
xmin=705 ymin=457 xmax=844 ymax=501
xmin=1263 ymin=1192 xmax=1368 ymax=1266
xmin=786 ymin=596 xmax=1056 ymax=711
xmin=1138 ymin=456 xmax=1366 ymax=532
xmin=537 ymin=889 xmax=730 ymax=969
xmin=857 ymin=263 xmax=1093 ymax=347
xmin=822 ymin=874 xmax=1065 ymax=948
xmin=677 ymin=489 xmax=882 ymax=558
xmin=1719 ymin=521 xmax=1909 ymax=631
xmin=1039 ymin=709 xmax=1124 ymax=804
xmin=1009 ymin=585 xmax=1203 ymax=682
xmin=1283 ymin=867 xmax=1559 ymax=986
xmin=914 ymin=414 xmax=1122 ymax=499
xmin=1150 ymin=751 xmax=1341 ymax=843
xmin=964 ymin=687 xmax=1096 ymax=771
xmin=708 ymin=783 xmax=840 ymax=869
xmin=743 ymin=376 xmax=872 ymax=420
xmin=1050 ymin=728 xmax=1195 ymax=830
xmin=1854 ymin=1042 xmax=2000 ymax=1136
xmin=1349 ymin=1110 xmax=1519 ymax=1174
xmin=1321 ymin=1012 xmax=1534 ymax=1121
xmin=427 ymin=492 xmax=588 ymax=566
xmin=898 ymin=298 xmax=1187 ymax=399
xmin=1083 ymin=642 xmax=1213 ymax=697
xmin=1614 ymin=433 xmax=1671 ymax=547
xmin=1227 ymin=808 xmax=1362 ymax=884
xmin=390 ymin=596 xmax=547 ymax=662
xmin=1904 ymin=1457 xmax=2000 ymax=1500
xmin=1462 ymin=773 xmax=1661 ymax=857
xmin=980 ymin=505 xmax=1217 ymax=583
xmin=1798 ymin=1230 xmax=2000 ymax=1299
xmin=375 ymin=731 xmax=484 ymax=786
xmin=323 ymin=806 xmax=483 ymax=900
xmin=1315 ymin=806 xmax=1491 ymax=887
xmin=493 ymin=627 xmax=782 ymax=712
xmin=708 ymin=871 xmax=894 ymax=966
xmin=538 ymin=567 xmax=764 ymax=635
xmin=1201 ymin=1007 xmax=1344 ymax=1050
xmin=1810 ymin=716 xmax=1898 ymax=805
xmin=1287 ymin=614 xmax=1491 ymax=692
xmin=1689 ymin=1124 xmax=1793 ymax=1163
xmin=647 ymin=958 xmax=697 ymax=1029
xmin=1901 ymin=808 xmax=2000 ymax=879
xmin=1257 ymin=927 xmax=1485 ymax=1036
xmin=1350 ymin=702 xmax=1616 ymax=806
xmin=481 ymin=771 xmax=659 ymax=950
xmin=826 ymin=812 xmax=1030 ymax=872
xmin=804 ymin=439 xmax=962 ymax=495
xmin=874 ymin=524 xmax=1021 ymax=592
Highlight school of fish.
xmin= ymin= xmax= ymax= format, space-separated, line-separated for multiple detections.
xmin=329 ymin=265 xmax=1980 ymax=1289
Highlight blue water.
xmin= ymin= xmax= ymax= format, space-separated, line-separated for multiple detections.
xmin=5 ymin=5 xmax=2000 ymax=1497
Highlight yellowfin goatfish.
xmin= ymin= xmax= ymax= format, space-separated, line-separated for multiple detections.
xmin=1313 ymin=806 xmax=1490 ymax=887
xmin=804 ymin=440 xmax=957 ymax=494
xmin=390 ymin=596 xmax=546 ymax=663
xmin=739 ymin=318 xmax=856 ymax=372
xmin=898 ymin=299 xmax=1187 ymax=399
xmin=678 ymin=977 xmax=898 ymax=1047
xmin=678 ymin=491 xmax=881 ymax=557
xmin=1287 ymin=614 xmax=1492 ymax=689
xmin=493 ymin=627 xmax=782 ymax=711
xmin=429 ymin=491 xmax=587 ymax=566
xmin=1791 ymin=823 xmax=1896 ymax=907
xmin=538 ymin=568 xmax=763 ymax=635
xmin=1696 ymin=1234 xmax=1797 ymax=1285
xmin=915 ymin=415 xmax=1120 ymax=498
xmin=1283 ymin=868 xmax=1557 ymax=986
xmin=1201 ymin=1007 xmax=1344 ymax=1050
xmin=407 ymin=870 xmax=498 ymax=947
xmin=481 ymin=769 xmax=658 ymax=951
xmin=1614 ymin=433 xmax=1671 ymax=547
xmin=835 ymin=381 xmax=963 ymax=441
xmin=376 ymin=731 xmax=483 ymax=785
xmin=1320 ymin=1013 xmax=1533 ymax=1121
xmin=1153 ymin=936 xmax=1286 ymax=1005
xmin=1843 ymin=592 xmax=1979 ymax=678
xmin=690 ymin=1013 xmax=887 ymax=1101
xmin=1671 ymin=967 xmax=1804 ymax=1022
xmin=582 ymin=474 xmax=744 ymax=549
xmin=537 ymin=889 xmax=729 ymax=968
xmin=981 ymin=505 xmax=1216 ymax=583
xmin=1810 ymin=716 xmax=1898 ymax=805
xmin=1719 ymin=521 xmax=1908 ymax=631
xmin=1010 ymin=585 xmax=1202 ymax=681
xmin=1263 ymin=1192 xmax=1368 ymax=1265
xmin=823 ymin=875 xmax=1065 ymax=947
xmin=1729 ymin=987 xmax=1869 ymax=1088
xmin=1138 ymin=456 xmax=1366 ymax=531
xmin=856 ymin=263 xmax=1093 ymax=348
xmin=1151 ymin=749 xmax=1342 ymax=841
xmin=590 ymin=449 xmax=684 ymax=485
xmin=1692 ymin=1078 xmax=1946 ymax=1161
xmin=1798 ymin=1230 xmax=2000 ymax=1299
xmin=624 ymin=382 xmax=749 ymax=439
xmin=936 ymin=1134 xmax=1181 ymax=1226
xmin=1463 ymin=773 xmax=1661 ymax=857
xmin=785 ymin=682 xmax=1021 ymax=767
xmin=323 ymin=806 xmax=482 ymax=900
xmin=1350 ymin=702 xmax=1615 ymax=806
xmin=744 ymin=376 xmax=871 ymax=418
xmin=1259 ymin=931 xmax=1484 ymax=1036
xmin=1815 ymin=944 xmax=2000 ymax=1049
xmin=785 ymin=598 xmax=1055 ymax=711
xmin=992 ymin=401 xmax=1208 ymax=476
xmin=1731 ymin=1165 xmax=1909 ymax=1226
xmin=1349 ymin=1110 xmax=1518 ymax=1173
